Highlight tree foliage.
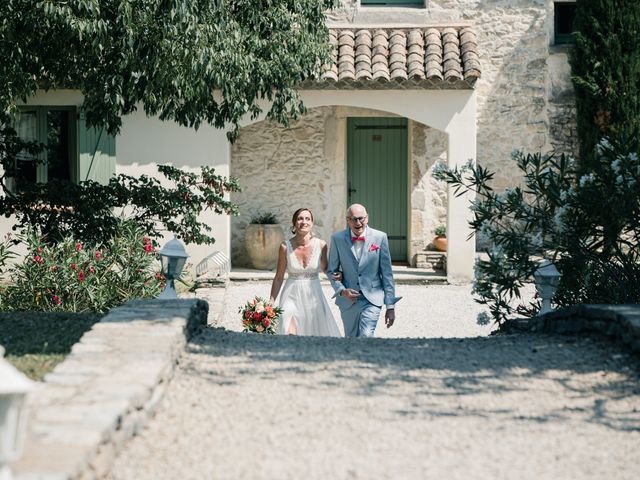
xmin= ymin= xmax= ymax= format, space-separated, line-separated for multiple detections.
xmin=0 ymin=0 xmax=336 ymax=243
xmin=570 ymin=0 xmax=640 ymax=171
xmin=435 ymin=136 xmax=640 ymax=326
xmin=1 ymin=0 xmax=336 ymax=137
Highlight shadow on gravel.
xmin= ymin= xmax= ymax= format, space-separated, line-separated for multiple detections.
xmin=185 ymin=327 xmax=640 ymax=434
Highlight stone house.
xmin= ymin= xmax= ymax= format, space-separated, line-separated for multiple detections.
xmin=1 ymin=0 xmax=578 ymax=283
xmin=230 ymin=0 xmax=578 ymax=282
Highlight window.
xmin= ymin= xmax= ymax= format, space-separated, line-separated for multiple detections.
xmin=554 ymin=1 xmax=577 ymax=45
xmin=361 ymin=0 xmax=424 ymax=6
xmin=9 ymin=107 xmax=115 ymax=191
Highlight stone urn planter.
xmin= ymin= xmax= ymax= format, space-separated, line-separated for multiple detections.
xmin=244 ymin=213 xmax=284 ymax=270
xmin=432 ymin=225 xmax=447 ymax=252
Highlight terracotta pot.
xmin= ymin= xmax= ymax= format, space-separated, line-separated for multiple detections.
xmin=433 ymin=235 xmax=447 ymax=252
xmin=245 ymin=224 xmax=285 ymax=270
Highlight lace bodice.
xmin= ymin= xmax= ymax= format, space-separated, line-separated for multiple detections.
xmin=286 ymin=237 xmax=321 ymax=280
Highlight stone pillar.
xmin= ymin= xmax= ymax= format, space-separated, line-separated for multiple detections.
xmin=445 ymin=93 xmax=477 ymax=283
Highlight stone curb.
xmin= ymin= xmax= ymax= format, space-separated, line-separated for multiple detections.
xmin=12 ymin=298 xmax=209 ymax=480
xmin=502 ymin=304 xmax=640 ymax=353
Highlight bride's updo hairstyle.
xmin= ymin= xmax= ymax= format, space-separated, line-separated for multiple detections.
xmin=291 ymin=208 xmax=314 ymax=234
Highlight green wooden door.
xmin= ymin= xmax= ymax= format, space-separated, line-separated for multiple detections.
xmin=347 ymin=117 xmax=408 ymax=262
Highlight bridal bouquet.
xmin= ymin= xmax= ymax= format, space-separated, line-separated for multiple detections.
xmin=239 ymin=296 xmax=282 ymax=334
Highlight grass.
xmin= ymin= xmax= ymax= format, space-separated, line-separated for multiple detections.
xmin=0 ymin=312 xmax=103 ymax=381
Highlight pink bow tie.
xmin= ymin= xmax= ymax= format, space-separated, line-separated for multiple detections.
xmin=351 ymin=236 xmax=365 ymax=242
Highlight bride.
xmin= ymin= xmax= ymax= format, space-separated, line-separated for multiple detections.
xmin=269 ymin=208 xmax=342 ymax=336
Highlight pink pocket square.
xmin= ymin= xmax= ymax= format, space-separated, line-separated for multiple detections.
xmin=369 ymin=244 xmax=380 ymax=252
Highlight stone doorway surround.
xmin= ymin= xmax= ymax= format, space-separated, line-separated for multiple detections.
xmin=229 ymin=25 xmax=481 ymax=283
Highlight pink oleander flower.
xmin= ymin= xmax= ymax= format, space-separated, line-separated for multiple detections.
xmin=89 ymin=266 xmax=95 ymax=274
xmin=95 ymin=250 xmax=102 ymax=260
xmin=71 ymin=263 xmax=77 ymax=270
xmin=144 ymin=243 xmax=153 ymax=253
xmin=33 ymin=255 xmax=44 ymax=265
xmin=78 ymin=271 xmax=86 ymax=282
xmin=75 ymin=242 xmax=82 ymax=252
xmin=52 ymin=295 xmax=61 ymax=305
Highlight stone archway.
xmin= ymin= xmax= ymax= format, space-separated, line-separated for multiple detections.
xmin=234 ymin=89 xmax=477 ymax=282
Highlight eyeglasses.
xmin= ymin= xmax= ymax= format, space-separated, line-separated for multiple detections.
xmin=349 ymin=216 xmax=367 ymax=223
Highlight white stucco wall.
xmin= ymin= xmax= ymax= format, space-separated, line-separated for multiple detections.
xmin=1 ymin=90 xmax=233 ymax=271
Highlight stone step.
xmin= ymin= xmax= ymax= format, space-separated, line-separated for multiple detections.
xmin=414 ymin=251 xmax=446 ymax=272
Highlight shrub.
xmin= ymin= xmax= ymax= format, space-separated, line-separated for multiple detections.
xmin=434 ymin=136 xmax=640 ymax=325
xmin=570 ymin=0 xmax=640 ymax=172
xmin=434 ymin=225 xmax=446 ymax=237
xmin=0 ymin=219 xmax=164 ymax=313
xmin=0 ymin=164 xmax=240 ymax=246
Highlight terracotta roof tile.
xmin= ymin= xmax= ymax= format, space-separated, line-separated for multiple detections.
xmin=315 ymin=26 xmax=481 ymax=89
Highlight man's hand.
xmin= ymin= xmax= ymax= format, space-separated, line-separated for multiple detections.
xmin=331 ymin=271 xmax=343 ymax=282
xmin=340 ymin=288 xmax=360 ymax=303
xmin=385 ymin=308 xmax=395 ymax=328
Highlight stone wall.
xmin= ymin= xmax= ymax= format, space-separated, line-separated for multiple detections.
xmin=410 ymin=123 xmax=447 ymax=264
xmin=329 ymin=0 xmax=578 ymax=187
xmin=230 ymin=107 xmax=343 ymax=267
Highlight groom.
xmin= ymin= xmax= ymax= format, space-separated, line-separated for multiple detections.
xmin=328 ymin=203 xmax=400 ymax=337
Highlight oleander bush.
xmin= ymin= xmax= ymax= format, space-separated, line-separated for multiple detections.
xmin=0 ymin=219 xmax=164 ymax=313
xmin=434 ymin=135 xmax=640 ymax=326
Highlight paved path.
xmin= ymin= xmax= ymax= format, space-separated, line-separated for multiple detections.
xmin=108 ymin=283 xmax=640 ymax=480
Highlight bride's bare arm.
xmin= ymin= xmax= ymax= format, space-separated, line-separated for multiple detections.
xmin=320 ymin=240 xmax=329 ymax=273
xmin=269 ymin=243 xmax=288 ymax=303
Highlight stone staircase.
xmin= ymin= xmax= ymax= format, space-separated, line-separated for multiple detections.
xmin=413 ymin=251 xmax=446 ymax=273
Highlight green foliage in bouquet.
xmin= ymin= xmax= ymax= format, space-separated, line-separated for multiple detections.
xmin=0 ymin=219 xmax=164 ymax=313
xmin=239 ymin=296 xmax=282 ymax=334
xmin=434 ymin=135 xmax=640 ymax=326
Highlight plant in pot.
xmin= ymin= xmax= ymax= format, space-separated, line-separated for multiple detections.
xmin=433 ymin=225 xmax=447 ymax=252
xmin=244 ymin=211 xmax=284 ymax=270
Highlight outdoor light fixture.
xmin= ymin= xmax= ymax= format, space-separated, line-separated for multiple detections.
xmin=158 ymin=237 xmax=189 ymax=299
xmin=533 ymin=259 xmax=562 ymax=315
xmin=0 ymin=346 xmax=36 ymax=480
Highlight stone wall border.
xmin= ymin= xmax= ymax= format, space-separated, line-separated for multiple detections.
xmin=501 ymin=304 xmax=640 ymax=353
xmin=12 ymin=298 xmax=208 ymax=480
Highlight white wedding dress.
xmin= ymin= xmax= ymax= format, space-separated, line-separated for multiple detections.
xmin=276 ymin=237 xmax=342 ymax=337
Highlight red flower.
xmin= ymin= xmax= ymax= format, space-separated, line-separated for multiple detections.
xmin=75 ymin=242 xmax=82 ymax=252
xmin=37 ymin=247 xmax=43 ymax=253
xmin=144 ymin=243 xmax=153 ymax=253
xmin=33 ymin=255 xmax=44 ymax=265
xmin=262 ymin=319 xmax=271 ymax=327
xmin=253 ymin=312 xmax=262 ymax=320
xmin=71 ymin=263 xmax=77 ymax=270
xmin=95 ymin=250 xmax=102 ymax=260
xmin=89 ymin=266 xmax=95 ymax=274
xmin=78 ymin=271 xmax=86 ymax=282
xmin=52 ymin=294 xmax=61 ymax=305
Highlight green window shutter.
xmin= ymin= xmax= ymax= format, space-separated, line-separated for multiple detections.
xmin=78 ymin=109 xmax=116 ymax=185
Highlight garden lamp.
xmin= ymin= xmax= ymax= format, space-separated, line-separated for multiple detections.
xmin=158 ymin=236 xmax=189 ymax=299
xmin=533 ymin=259 xmax=562 ymax=315
xmin=0 ymin=346 xmax=36 ymax=480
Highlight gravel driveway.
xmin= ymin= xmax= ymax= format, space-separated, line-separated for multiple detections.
xmin=108 ymin=282 xmax=640 ymax=480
